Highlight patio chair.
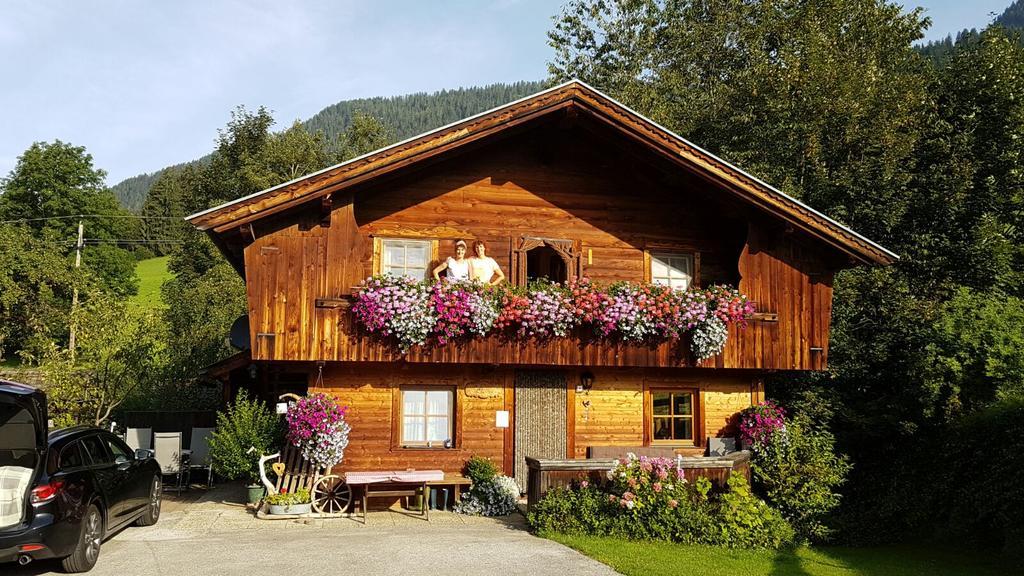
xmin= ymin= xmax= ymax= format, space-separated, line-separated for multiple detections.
xmin=188 ymin=427 xmax=215 ymax=488
xmin=153 ymin=432 xmax=190 ymax=494
xmin=125 ymin=427 xmax=152 ymax=451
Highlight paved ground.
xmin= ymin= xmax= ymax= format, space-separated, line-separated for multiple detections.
xmin=8 ymin=485 xmax=619 ymax=576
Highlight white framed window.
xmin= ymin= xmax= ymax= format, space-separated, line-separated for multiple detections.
xmin=400 ymin=388 xmax=454 ymax=447
xmin=650 ymin=253 xmax=694 ymax=290
xmin=381 ymin=238 xmax=432 ymax=280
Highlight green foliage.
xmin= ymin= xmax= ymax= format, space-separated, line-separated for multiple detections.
xmin=529 ymin=456 xmax=793 ymax=549
xmin=337 ymin=112 xmax=391 ymax=161
xmin=0 ymin=141 xmax=139 ymax=297
xmin=0 ymin=224 xmax=79 ymax=359
xmin=750 ymin=416 xmax=851 ymax=542
xmin=464 ymin=455 xmax=499 ymax=486
xmin=265 ymin=488 xmax=310 ymax=506
xmin=160 ymin=262 xmax=246 ymax=381
xmin=715 ymin=474 xmax=796 ymax=550
xmin=40 ymin=293 xmax=166 ymax=427
xmin=208 ymin=390 xmax=283 ymax=484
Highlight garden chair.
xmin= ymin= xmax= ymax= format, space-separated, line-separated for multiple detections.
xmin=188 ymin=427 xmax=215 ymax=488
xmin=125 ymin=427 xmax=152 ymax=451
xmin=153 ymin=432 xmax=190 ymax=493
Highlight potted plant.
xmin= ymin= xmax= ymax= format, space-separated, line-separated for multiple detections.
xmin=266 ymin=488 xmax=312 ymax=515
xmin=208 ymin=390 xmax=284 ymax=504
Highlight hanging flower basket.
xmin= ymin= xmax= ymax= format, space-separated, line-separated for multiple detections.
xmin=285 ymin=393 xmax=351 ymax=470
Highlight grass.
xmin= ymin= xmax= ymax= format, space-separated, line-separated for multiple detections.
xmin=131 ymin=256 xmax=172 ymax=309
xmin=546 ymin=534 xmax=1013 ymax=576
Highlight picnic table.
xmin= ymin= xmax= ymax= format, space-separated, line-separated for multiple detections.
xmin=345 ymin=470 xmax=445 ymax=522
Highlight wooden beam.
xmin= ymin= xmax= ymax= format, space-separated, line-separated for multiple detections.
xmin=320 ymin=194 xmax=333 ymax=227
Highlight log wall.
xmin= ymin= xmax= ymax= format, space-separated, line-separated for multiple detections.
xmin=243 ymin=122 xmax=838 ymax=370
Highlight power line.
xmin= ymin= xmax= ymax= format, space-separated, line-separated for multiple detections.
xmin=0 ymin=214 xmax=184 ymax=224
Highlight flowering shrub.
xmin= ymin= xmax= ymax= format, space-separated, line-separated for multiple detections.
xmin=353 ymin=275 xmax=754 ymax=359
xmin=265 ymin=488 xmax=310 ymax=506
xmin=285 ymin=393 xmax=351 ymax=470
xmin=454 ymin=474 xmax=519 ymax=516
xmin=528 ymin=453 xmax=793 ymax=548
xmin=738 ymin=401 xmax=788 ymax=447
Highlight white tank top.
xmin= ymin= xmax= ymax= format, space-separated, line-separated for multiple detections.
xmin=446 ymin=257 xmax=470 ymax=281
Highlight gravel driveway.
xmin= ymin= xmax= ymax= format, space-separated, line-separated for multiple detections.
xmin=7 ymin=501 xmax=619 ymax=576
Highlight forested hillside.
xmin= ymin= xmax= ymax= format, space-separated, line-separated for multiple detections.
xmin=917 ymin=0 xmax=1023 ymax=65
xmin=111 ymin=80 xmax=545 ymax=211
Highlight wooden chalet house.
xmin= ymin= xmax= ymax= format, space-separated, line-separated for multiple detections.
xmin=189 ymin=81 xmax=895 ymax=483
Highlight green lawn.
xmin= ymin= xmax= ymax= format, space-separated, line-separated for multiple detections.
xmin=131 ymin=256 xmax=172 ymax=309
xmin=547 ymin=534 xmax=1013 ymax=576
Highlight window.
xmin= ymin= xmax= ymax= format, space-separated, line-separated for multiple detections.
xmin=80 ymin=435 xmax=111 ymax=465
xmin=651 ymin=390 xmax=695 ymax=443
xmin=59 ymin=442 xmax=85 ymax=471
xmin=381 ymin=238 xmax=432 ymax=280
xmin=105 ymin=435 xmax=132 ymax=462
xmin=650 ymin=253 xmax=694 ymax=290
xmin=400 ymin=388 xmax=454 ymax=447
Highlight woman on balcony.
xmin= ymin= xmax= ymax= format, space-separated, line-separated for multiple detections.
xmin=433 ymin=239 xmax=471 ymax=282
xmin=469 ymin=240 xmax=505 ymax=285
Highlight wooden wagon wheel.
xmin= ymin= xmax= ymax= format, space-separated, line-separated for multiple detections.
xmin=312 ymin=474 xmax=351 ymax=514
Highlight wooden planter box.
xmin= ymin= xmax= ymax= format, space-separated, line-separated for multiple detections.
xmin=524 ymin=451 xmax=752 ymax=510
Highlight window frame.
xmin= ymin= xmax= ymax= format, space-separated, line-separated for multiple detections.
xmin=372 ymin=237 xmax=439 ymax=281
xmin=393 ymin=386 xmax=457 ymax=449
xmin=644 ymin=385 xmax=704 ymax=448
xmin=645 ymin=250 xmax=698 ymax=291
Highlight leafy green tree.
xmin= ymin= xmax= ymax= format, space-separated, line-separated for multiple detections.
xmin=0 ymin=141 xmax=138 ymax=296
xmin=337 ymin=112 xmax=391 ymax=161
xmin=41 ymin=294 xmax=165 ymax=427
xmin=0 ymin=224 xmax=79 ymax=359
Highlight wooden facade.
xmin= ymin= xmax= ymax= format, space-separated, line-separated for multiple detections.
xmin=191 ymin=81 xmax=893 ymax=476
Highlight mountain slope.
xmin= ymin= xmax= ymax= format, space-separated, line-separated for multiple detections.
xmin=916 ymin=0 xmax=1023 ymax=66
xmin=111 ymin=80 xmax=546 ymax=211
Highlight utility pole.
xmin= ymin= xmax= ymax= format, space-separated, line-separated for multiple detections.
xmin=69 ymin=220 xmax=84 ymax=361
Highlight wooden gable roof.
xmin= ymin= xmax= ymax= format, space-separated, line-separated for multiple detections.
xmin=187 ymin=80 xmax=897 ymax=267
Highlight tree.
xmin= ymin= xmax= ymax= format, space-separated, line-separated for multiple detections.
xmin=0 ymin=224 xmax=79 ymax=359
xmin=41 ymin=294 xmax=165 ymax=427
xmin=549 ymin=0 xmax=931 ymax=242
xmin=0 ymin=141 xmax=138 ymax=296
xmin=337 ymin=112 xmax=391 ymax=161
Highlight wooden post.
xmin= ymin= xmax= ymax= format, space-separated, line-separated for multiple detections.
xmin=69 ymin=220 xmax=84 ymax=360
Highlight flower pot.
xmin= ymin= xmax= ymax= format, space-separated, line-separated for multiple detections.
xmin=268 ymin=502 xmax=311 ymax=515
xmin=246 ymin=484 xmax=266 ymax=504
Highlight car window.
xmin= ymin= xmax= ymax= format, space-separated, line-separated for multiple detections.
xmin=80 ymin=435 xmax=112 ymax=465
xmin=105 ymin=435 xmax=132 ymax=461
xmin=59 ymin=442 xmax=86 ymax=470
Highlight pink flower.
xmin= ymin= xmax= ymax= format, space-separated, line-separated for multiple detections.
xmin=653 ymin=482 xmax=662 ymax=492
xmin=668 ymin=499 xmax=678 ymax=508
xmin=579 ymin=480 xmax=589 ymax=489
xmin=622 ymin=491 xmax=634 ymax=501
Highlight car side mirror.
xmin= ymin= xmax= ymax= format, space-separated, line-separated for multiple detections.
xmin=135 ymin=449 xmax=154 ymax=460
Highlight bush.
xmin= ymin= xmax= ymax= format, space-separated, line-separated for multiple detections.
xmin=528 ymin=454 xmax=794 ymax=549
xmin=208 ymin=389 xmax=283 ymax=484
xmin=749 ymin=415 xmax=851 ymax=542
xmin=464 ymin=455 xmax=499 ymax=486
xmin=455 ymin=474 xmax=519 ymax=516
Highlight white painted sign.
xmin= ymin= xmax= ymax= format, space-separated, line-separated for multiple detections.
xmin=275 ymin=402 xmax=289 ymax=415
xmin=495 ymin=410 xmax=510 ymax=428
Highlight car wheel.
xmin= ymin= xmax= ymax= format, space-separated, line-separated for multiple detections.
xmin=61 ymin=503 xmax=102 ymax=573
xmin=135 ymin=476 xmax=161 ymax=526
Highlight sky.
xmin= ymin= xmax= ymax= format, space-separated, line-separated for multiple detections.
xmin=0 ymin=0 xmax=1013 ymax=186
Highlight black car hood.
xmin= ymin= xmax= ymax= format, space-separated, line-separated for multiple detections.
xmin=0 ymin=380 xmax=47 ymax=451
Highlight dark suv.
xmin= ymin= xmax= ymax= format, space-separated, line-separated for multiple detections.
xmin=0 ymin=381 xmax=163 ymax=572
